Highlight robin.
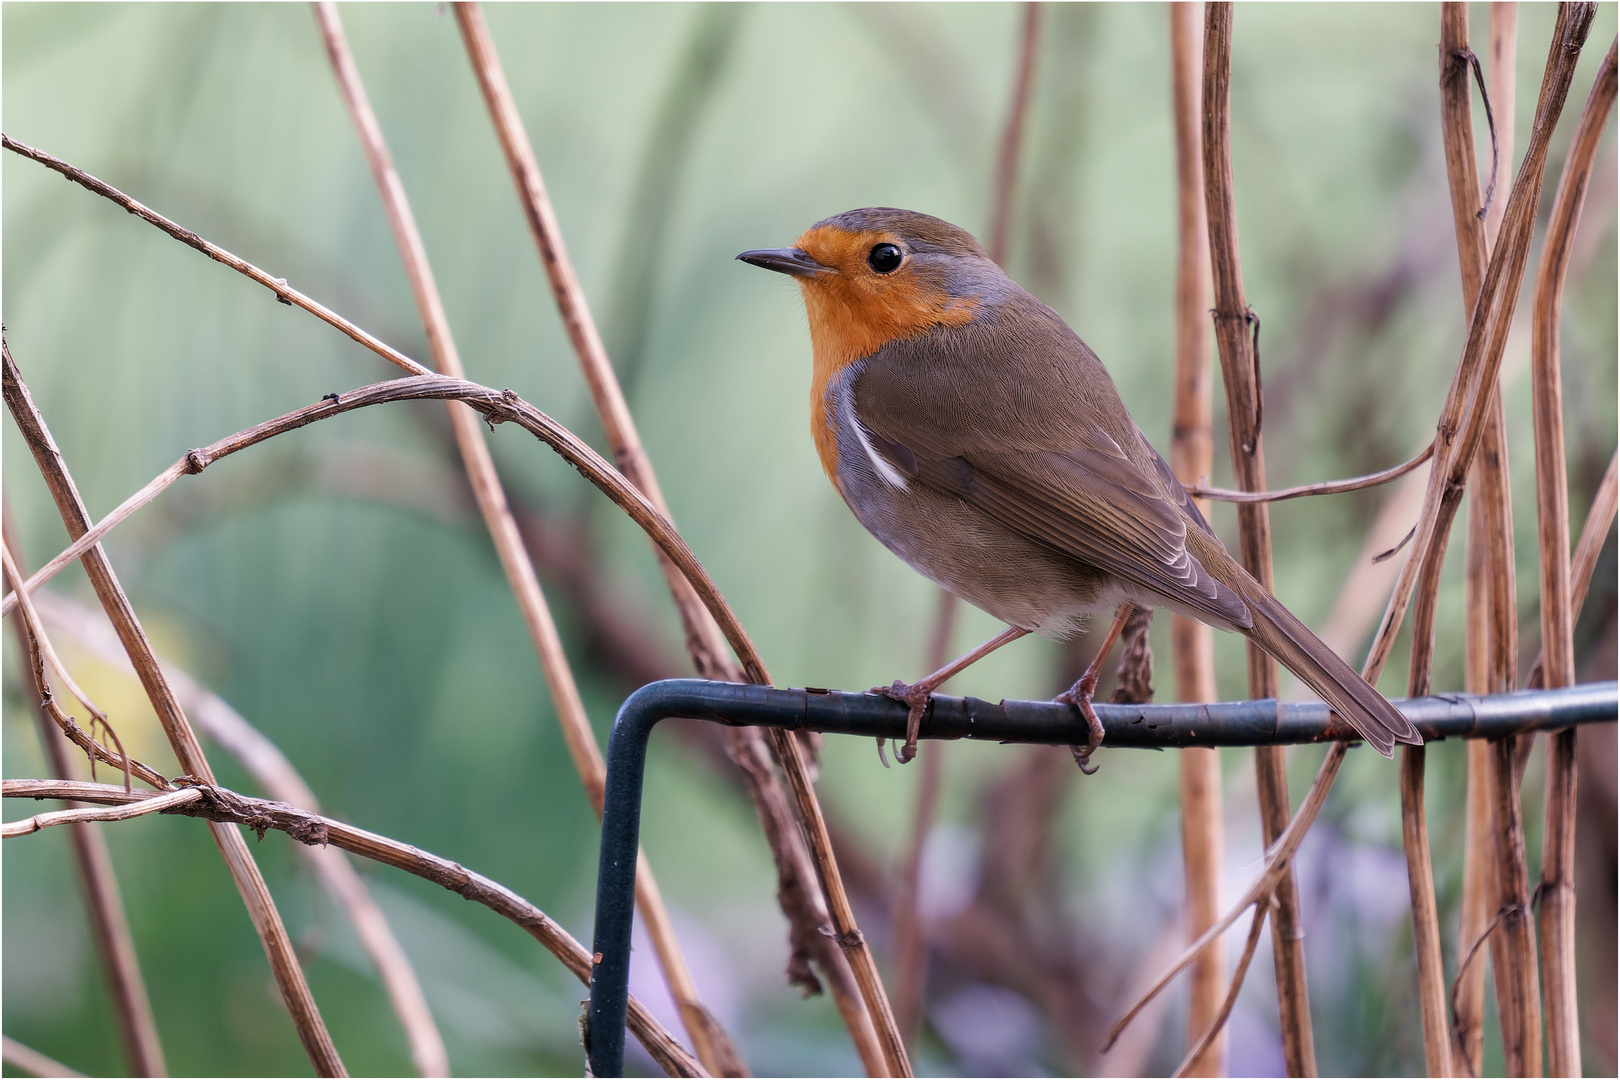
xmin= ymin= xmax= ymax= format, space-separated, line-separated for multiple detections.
xmin=738 ymin=207 xmax=1420 ymax=768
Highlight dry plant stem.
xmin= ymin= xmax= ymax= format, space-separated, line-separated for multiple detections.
xmin=771 ymin=723 xmax=912 ymax=1077
xmin=0 ymin=135 xmax=429 ymax=379
xmin=1363 ymin=0 xmax=1596 ymax=687
xmin=452 ymin=2 xmax=737 ymax=684
xmin=3 ymin=105 xmax=749 ymax=1075
xmin=1398 ymin=743 xmax=1452 ymax=1077
xmin=454 ymin=7 xmax=900 ymax=1072
xmin=3 ymin=780 xmax=706 ymax=1080
xmin=1172 ymin=899 xmax=1270 ymax=1079
xmin=1531 ymin=36 xmax=1617 ymax=1078
xmin=1 ymin=543 xmax=165 ymax=791
xmin=1526 ymin=447 xmax=1617 ymax=688
xmin=34 ymin=589 xmax=448 ymax=1080
xmin=1170 ymin=5 xmax=1224 ymax=1074
xmin=3 ymin=787 xmax=205 ymax=837
xmin=1105 ymin=740 xmax=1349 ymax=1053
xmin=1454 ymin=6 xmax=1515 ymax=1070
xmin=312 ymin=9 xmax=732 ymax=1073
xmin=1190 ymin=441 xmax=1433 ymax=503
xmin=1491 ymin=734 xmax=1543 ymax=1077
xmin=2 ymin=347 xmax=345 ymax=1076
xmin=1 ymin=1037 xmax=83 ymax=1079
xmin=10 ymin=377 xmax=766 ymax=688
xmin=2 ymin=524 xmax=166 ymax=1077
xmin=1200 ymin=6 xmax=1315 ymax=1073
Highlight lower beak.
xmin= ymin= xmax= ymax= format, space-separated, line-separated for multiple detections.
xmin=735 ymin=247 xmax=833 ymax=278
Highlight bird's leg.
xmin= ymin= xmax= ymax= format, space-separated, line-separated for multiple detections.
xmin=875 ymin=625 xmax=1030 ymax=764
xmin=1055 ymin=602 xmax=1136 ymax=774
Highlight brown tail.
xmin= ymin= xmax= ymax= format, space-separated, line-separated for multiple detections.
xmin=1241 ymin=588 xmax=1421 ymax=758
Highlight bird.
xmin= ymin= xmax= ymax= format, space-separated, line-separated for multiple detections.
xmin=737 ymin=207 xmax=1421 ymax=768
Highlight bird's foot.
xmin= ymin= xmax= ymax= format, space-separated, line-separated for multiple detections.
xmin=872 ymin=679 xmax=933 ymax=765
xmin=1056 ymin=676 xmax=1106 ymax=775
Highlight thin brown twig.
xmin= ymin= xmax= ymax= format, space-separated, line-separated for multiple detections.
xmin=1529 ymin=446 xmax=1620 ymax=689
xmin=1107 ymin=7 xmax=1602 ymax=1058
xmin=1 ymin=541 xmax=165 ymax=790
xmin=1531 ymin=35 xmax=1618 ymax=1078
xmin=1 ymin=779 xmax=707 ymax=1080
xmin=3 ymin=787 xmax=205 ymax=838
xmin=1169 ymin=4 xmax=1224 ymax=1071
xmin=1200 ymin=7 xmax=1315 ymax=1072
xmin=0 ymin=542 xmax=130 ymax=791
xmin=1 ymin=1037 xmax=84 ymax=1079
xmin=311 ymin=9 xmax=731 ymax=1072
xmin=1105 ymin=740 xmax=1349 ymax=1053
xmin=452 ymin=7 xmax=899 ymax=1073
xmin=3 ymin=513 xmax=167 ymax=1078
xmin=34 ymin=588 xmax=449 ymax=1078
xmin=3 ymin=343 xmax=347 ymax=1077
xmin=1362 ymin=0 xmax=1596 ymax=697
xmin=1171 ymin=898 xmax=1272 ymax=1079
xmin=1450 ymin=905 xmax=1509 ymax=1067
xmin=0 ymin=134 xmax=430 ymax=378
xmin=1188 ymin=441 xmax=1433 ymax=503
xmin=1456 ymin=7 xmax=1518 ymax=1072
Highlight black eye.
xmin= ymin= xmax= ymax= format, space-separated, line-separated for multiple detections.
xmin=867 ymin=243 xmax=903 ymax=274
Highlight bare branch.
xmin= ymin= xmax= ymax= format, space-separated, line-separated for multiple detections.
xmin=2 ymin=780 xmax=706 ymax=1080
xmin=4 ymin=787 xmax=204 ymax=838
xmin=1531 ymin=35 xmax=1618 ymax=1077
xmin=3 ymin=342 xmax=346 ymax=1077
xmin=0 ymin=133 xmax=429 ymax=377
xmin=1 ymin=1037 xmax=84 ymax=1079
xmin=1189 ymin=441 xmax=1433 ymax=503
xmin=1200 ymin=7 xmax=1314 ymax=1069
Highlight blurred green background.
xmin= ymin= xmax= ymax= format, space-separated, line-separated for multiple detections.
xmin=3 ymin=3 xmax=1615 ymax=1076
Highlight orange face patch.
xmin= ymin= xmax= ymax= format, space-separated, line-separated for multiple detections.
xmin=794 ymin=225 xmax=977 ymax=488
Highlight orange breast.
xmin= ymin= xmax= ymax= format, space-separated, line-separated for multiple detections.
xmin=796 ymin=225 xmax=977 ymax=491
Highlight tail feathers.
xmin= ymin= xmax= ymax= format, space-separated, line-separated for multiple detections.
xmin=1243 ymin=590 xmax=1421 ymax=758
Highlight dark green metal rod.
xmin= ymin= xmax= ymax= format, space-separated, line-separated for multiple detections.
xmin=586 ymin=679 xmax=1617 ymax=1075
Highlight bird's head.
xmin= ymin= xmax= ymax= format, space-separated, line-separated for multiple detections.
xmin=738 ymin=208 xmax=1005 ymax=368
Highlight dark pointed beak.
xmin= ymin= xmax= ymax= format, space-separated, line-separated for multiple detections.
xmin=735 ymin=247 xmax=833 ymax=278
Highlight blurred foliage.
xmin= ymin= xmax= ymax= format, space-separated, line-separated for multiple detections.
xmin=3 ymin=3 xmax=1615 ymax=1077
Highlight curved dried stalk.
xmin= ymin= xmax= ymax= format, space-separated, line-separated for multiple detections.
xmin=312 ymin=8 xmax=731 ymax=1071
xmin=2 ymin=518 xmax=166 ymax=1077
xmin=1362 ymin=0 xmax=1595 ymax=690
xmin=1530 ymin=35 xmax=1617 ymax=1078
xmin=35 ymin=588 xmax=449 ymax=1078
xmin=7 ymin=374 xmax=767 ymax=691
xmin=3 ymin=345 xmax=346 ymax=1076
xmin=2 ymin=542 xmax=163 ymax=791
xmin=4 ymin=787 xmax=204 ymax=837
xmin=2 ymin=779 xmax=706 ymax=1080
xmin=1529 ymin=446 xmax=1620 ymax=689
xmin=452 ymin=6 xmax=906 ymax=1073
xmin=1169 ymin=4 xmax=1224 ymax=1074
xmin=1457 ymin=8 xmax=1518 ymax=1072
xmin=1 ymin=1037 xmax=83 ymax=1079
xmin=1189 ymin=441 xmax=1433 ymax=503
xmin=1200 ymin=7 xmax=1314 ymax=1072
xmin=1172 ymin=898 xmax=1271 ymax=1079
xmin=0 ymin=135 xmax=428 ymax=378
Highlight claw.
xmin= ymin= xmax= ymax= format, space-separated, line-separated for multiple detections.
xmin=873 ymin=680 xmax=931 ymax=765
xmin=1057 ymin=677 xmax=1107 ymax=776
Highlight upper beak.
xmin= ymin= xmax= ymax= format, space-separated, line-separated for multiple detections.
xmin=735 ymin=247 xmax=833 ymax=278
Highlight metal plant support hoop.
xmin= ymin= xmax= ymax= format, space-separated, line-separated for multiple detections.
xmin=584 ymin=678 xmax=1618 ymax=1076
